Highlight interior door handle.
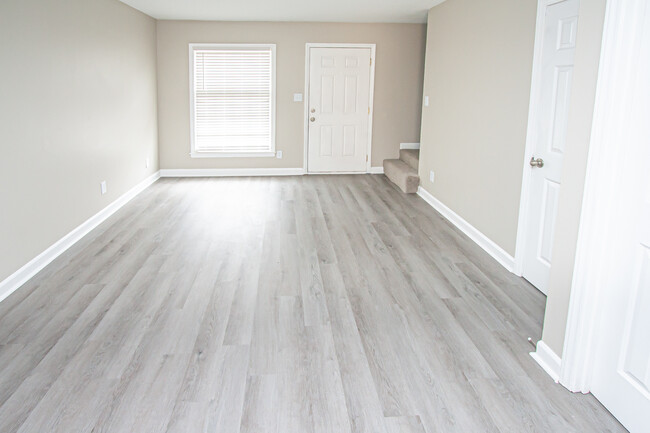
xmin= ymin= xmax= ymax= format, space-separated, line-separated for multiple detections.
xmin=530 ymin=156 xmax=544 ymax=168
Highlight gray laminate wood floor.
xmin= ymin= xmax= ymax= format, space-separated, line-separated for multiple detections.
xmin=0 ymin=175 xmax=625 ymax=433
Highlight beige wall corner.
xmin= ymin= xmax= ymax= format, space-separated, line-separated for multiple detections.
xmin=541 ymin=0 xmax=607 ymax=357
xmin=0 ymin=0 xmax=159 ymax=282
xmin=156 ymin=21 xmax=426 ymax=170
xmin=418 ymin=0 xmax=537 ymax=256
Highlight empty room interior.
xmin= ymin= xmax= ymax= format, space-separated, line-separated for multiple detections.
xmin=1 ymin=0 xmax=649 ymax=431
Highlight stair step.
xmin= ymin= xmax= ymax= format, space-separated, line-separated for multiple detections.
xmin=399 ymin=149 xmax=420 ymax=171
xmin=383 ymin=159 xmax=419 ymax=194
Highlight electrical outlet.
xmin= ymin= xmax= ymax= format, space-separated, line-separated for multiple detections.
xmin=429 ymin=170 xmax=435 ymax=183
xmin=100 ymin=181 xmax=107 ymax=195
xmin=145 ymin=157 xmax=150 ymax=168
xmin=276 ymin=150 xmax=283 ymax=159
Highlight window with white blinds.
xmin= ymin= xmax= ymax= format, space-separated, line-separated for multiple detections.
xmin=190 ymin=44 xmax=276 ymax=157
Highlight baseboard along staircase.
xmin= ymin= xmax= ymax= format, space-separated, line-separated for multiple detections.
xmin=383 ymin=149 xmax=420 ymax=193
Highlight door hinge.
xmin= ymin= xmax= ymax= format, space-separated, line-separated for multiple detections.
xmin=368 ymin=107 xmax=370 ymax=115
xmin=366 ymin=155 xmax=368 ymax=162
xmin=370 ymin=58 xmax=372 ymax=66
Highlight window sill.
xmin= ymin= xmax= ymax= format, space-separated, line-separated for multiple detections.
xmin=190 ymin=151 xmax=276 ymax=158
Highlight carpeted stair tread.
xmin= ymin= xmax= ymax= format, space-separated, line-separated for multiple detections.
xmin=383 ymin=159 xmax=419 ymax=194
xmin=399 ymin=149 xmax=420 ymax=171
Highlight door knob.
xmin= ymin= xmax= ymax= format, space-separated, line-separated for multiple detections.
xmin=530 ymin=156 xmax=544 ymax=168
xmin=310 ymin=108 xmax=316 ymax=113
xmin=310 ymin=117 xmax=316 ymax=122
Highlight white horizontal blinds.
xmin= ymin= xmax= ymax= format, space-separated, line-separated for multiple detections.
xmin=193 ymin=47 xmax=273 ymax=152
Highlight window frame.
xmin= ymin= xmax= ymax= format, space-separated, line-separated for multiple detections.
xmin=188 ymin=43 xmax=277 ymax=158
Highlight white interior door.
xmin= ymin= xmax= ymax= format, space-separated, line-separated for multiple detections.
xmin=307 ymin=47 xmax=372 ymax=173
xmin=593 ymin=187 xmax=650 ymax=433
xmin=522 ymin=0 xmax=579 ymax=294
xmin=585 ymin=1 xmax=650 ymax=430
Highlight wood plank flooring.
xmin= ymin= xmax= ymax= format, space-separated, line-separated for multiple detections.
xmin=0 ymin=175 xmax=625 ymax=432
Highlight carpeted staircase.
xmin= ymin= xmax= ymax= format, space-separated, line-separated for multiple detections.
xmin=383 ymin=149 xmax=420 ymax=193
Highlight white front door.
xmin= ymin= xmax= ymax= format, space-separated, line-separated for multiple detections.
xmin=307 ymin=47 xmax=372 ymax=173
xmin=522 ymin=0 xmax=579 ymax=294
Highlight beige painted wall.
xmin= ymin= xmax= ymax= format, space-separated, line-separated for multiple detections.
xmin=0 ymin=0 xmax=159 ymax=282
xmin=156 ymin=21 xmax=426 ymax=169
xmin=542 ymin=0 xmax=607 ymax=356
xmin=419 ymin=0 xmax=607 ymax=356
xmin=418 ymin=0 xmax=537 ymax=256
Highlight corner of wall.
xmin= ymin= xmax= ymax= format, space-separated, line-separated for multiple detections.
xmin=530 ymin=340 xmax=562 ymax=382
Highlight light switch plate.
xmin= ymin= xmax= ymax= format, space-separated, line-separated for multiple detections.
xmin=429 ymin=171 xmax=435 ymax=183
xmin=424 ymin=96 xmax=430 ymax=107
xmin=100 ymin=181 xmax=107 ymax=195
xmin=293 ymin=93 xmax=303 ymax=102
xmin=276 ymin=150 xmax=283 ymax=159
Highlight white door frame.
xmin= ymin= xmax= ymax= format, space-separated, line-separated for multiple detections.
xmin=303 ymin=43 xmax=376 ymax=174
xmin=559 ymin=0 xmax=649 ymax=394
xmin=514 ymin=0 xmax=568 ymax=277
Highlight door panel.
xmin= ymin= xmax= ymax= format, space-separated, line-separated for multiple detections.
xmin=344 ymin=76 xmax=358 ymax=113
xmin=523 ymin=0 xmax=579 ymax=293
xmin=549 ymin=66 xmax=573 ymax=153
xmin=538 ymin=179 xmax=560 ymax=266
xmin=342 ymin=125 xmax=356 ymax=156
xmin=321 ymin=75 xmax=334 ymax=113
xmin=308 ymin=47 xmax=371 ymax=173
xmin=558 ymin=15 xmax=578 ymax=49
xmin=319 ymin=126 xmax=332 ymax=156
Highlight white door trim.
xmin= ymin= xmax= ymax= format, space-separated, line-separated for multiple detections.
xmin=559 ymin=0 xmax=649 ymax=394
xmin=303 ymin=43 xmax=376 ymax=174
xmin=514 ymin=0 xmax=571 ymax=277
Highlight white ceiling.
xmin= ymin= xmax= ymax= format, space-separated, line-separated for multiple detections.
xmin=118 ymin=0 xmax=445 ymax=23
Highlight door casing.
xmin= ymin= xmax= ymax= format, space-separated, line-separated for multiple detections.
xmin=303 ymin=43 xmax=376 ymax=174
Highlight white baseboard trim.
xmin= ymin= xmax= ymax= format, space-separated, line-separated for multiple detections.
xmin=0 ymin=171 xmax=161 ymax=304
xmin=530 ymin=340 xmax=562 ymax=383
xmin=161 ymin=167 xmax=386 ymax=177
xmin=308 ymin=171 xmax=376 ymax=175
xmin=416 ymin=186 xmax=516 ymax=272
xmin=160 ymin=168 xmax=304 ymax=177
xmin=400 ymin=142 xmax=420 ymax=150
